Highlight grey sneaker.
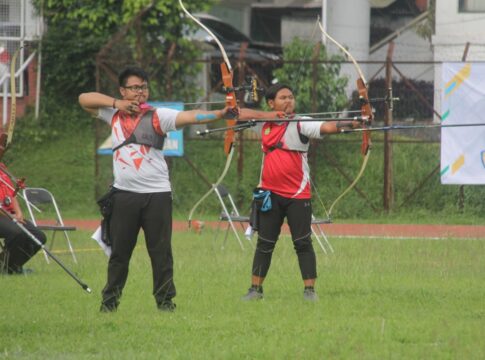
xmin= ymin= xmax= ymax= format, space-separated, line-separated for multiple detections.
xmin=241 ymin=287 xmax=263 ymax=301
xmin=303 ymin=288 xmax=318 ymax=301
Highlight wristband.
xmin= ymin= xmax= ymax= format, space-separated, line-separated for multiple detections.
xmin=112 ymin=98 xmax=117 ymax=109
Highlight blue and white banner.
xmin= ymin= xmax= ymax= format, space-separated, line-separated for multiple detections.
xmin=441 ymin=62 xmax=485 ymax=184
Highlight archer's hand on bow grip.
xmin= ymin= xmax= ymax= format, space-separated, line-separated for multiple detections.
xmin=276 ymin=111 xmax=286 ymax=119
xmin=357 ymin=78 xmax=373 ymax=155
xmin=224 ymin=106 xmax=239 ymax=120
xmin=261 ymin=111 xmax=286 ymax=121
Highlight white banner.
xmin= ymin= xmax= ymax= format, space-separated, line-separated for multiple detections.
xmin=441 ymin=62 xmax=485 ymax=184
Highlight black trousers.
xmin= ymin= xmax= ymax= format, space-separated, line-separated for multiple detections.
xmin=0 ymin=216 xmax=47 ymax=273
xmin=101 ymin=191 xmax=175 ymax=307
xmin=251 ymin=192 xmax=317 ymax=280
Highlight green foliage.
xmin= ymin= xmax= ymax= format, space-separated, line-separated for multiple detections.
xmin=41 ymin=0 xmax=124 ymax=35
xmin=41 ymin=28 xmax=107 ymax=106
xmin=415 ymin=0 xmax=436 ymax=41
xmin=4 ymin=106 xmax=98 ymax=217
xmin=272 ymin=37 xmax=349 ymax=113
xmin=36 ymin=0 xmax=213 ymax=106
xmin=1 ymin=232 xmax=485 ymax=358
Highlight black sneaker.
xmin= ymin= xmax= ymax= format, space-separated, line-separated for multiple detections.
xmin=100 ymin=303 xmax=118 ymax=313
xmin=303 ymin=287 xmax=318 ymax=301
xmin=158 ymin=300 xmax=176 ymax=312
xmin=18 ymin=268 xmax=34 ymax=275
xmin=241 ymin=286 xmax=263 ymax=301
xmin=6 ymin=267 xmax=33 ymax=275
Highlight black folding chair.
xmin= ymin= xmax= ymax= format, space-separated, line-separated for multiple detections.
xmin=22 ymin=188 xmax=77 ymax=263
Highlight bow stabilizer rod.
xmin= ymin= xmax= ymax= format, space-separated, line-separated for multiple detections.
xmin=339 ymin=122 xmax=485 ymax=133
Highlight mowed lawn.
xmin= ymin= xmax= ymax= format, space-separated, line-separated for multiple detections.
xmin=1 ymin=228 xmax=484 ymax=359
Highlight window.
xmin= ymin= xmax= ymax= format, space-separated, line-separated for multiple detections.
xmin=459 ymin=0 xmax=485 ymax=12
xmin=0 ymin=1 xmax=9 ymax=22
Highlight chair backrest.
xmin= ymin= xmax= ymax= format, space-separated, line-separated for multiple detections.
xmin=215 ymin=184 xmax=229 ymax=198
xmin=215 ymin=184 xmax=241 ymax=217
xmin=22 ymin=187 xmax=66 ymax=226
xmin=23 ymin=188 xmax=54 ymax=205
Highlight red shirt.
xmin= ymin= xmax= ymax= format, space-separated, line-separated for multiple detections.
xmin=0 ymin=166 xmax=15 ymax=213
xmin=0 ymin=48 xmax=9 ymax=64
xmin=260 ymin=122 xmax=311 ymax=199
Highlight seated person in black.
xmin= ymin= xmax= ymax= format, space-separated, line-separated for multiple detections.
xmin=0 ymin=163 xmax=46 ymax=274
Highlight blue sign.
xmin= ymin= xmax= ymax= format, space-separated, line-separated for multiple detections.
xmin=97 ymin=101 xmax=184 ymax=157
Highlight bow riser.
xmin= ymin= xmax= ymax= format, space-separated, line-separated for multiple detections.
xmin=357 ymin=78 xmax=373 ymax=155
xmin=179 ymin=0 xmax=240 ymax=227
xmin=220 ymin=62 xmax=237 ymax=155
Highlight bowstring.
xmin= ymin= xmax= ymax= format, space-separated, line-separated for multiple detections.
xmin=290 ymin=20 xmax=333 ymax=221
xmin=302 ymin=155 xmax=330 ymax=221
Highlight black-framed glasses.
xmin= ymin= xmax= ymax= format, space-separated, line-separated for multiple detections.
xmin=123 ymin=84 xmax=148 ymax=92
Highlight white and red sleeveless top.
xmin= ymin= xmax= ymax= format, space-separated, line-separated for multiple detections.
xmin=97 ymin=107 xmax=178 ymax=193
xmin=260 ymin=119 xmax=323 ymax=199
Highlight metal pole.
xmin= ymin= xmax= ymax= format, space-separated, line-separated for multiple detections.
xmin=457 ymin=42 xmax=470 ymax=213
xmin=383 ymin=42 xmax=394 ymax=212
xmin=0 ymin=206 xmax=91 ymax=293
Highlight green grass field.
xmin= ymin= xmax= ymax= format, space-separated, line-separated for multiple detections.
xmin=1 ymin=229 xmax=484 ymax=359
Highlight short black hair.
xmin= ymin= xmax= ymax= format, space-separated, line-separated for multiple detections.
xmin=118 ymin=67 xmax=149 ymax=87
xmin=265 ymin=83 xmax=293 ymax=103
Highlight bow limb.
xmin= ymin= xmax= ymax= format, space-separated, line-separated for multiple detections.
xmin=178 ymin=0 xmax=232 ymax=72
xmin=318 ymin=20 xmax=373 ymax=217
xmin=318 ymin=21 xmax=366 ymax=83
xmin=327 ymin=150 xmax=370 ymax=216
xmin=180 ymin=0 xmax=238 ymax=225
xmin=7 ymin=48 xmax=20 ymax=147
xmin=187 ymin=146 xmax=235 ymax=226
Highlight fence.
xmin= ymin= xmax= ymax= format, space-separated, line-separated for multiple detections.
xmin=95 ymin=38 xmax=483 ymax=219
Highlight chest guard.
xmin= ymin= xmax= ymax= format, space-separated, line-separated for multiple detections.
xmin=265 ymin=121 xmax=309 ymax=153
xmin=113 ymin=110 xmax=166 ymax=151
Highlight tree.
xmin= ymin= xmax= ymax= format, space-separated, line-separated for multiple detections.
xmin=415 ymin=0 xmax=436 ymax=41
xmin=272 ymin=38 xmax=349 ymax=114
xmin=35 ymin=0 xmax=214 ymax=106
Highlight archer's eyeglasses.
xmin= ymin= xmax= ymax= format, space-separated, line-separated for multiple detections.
xmin=124 ymin=84 xmax=149 ymax=92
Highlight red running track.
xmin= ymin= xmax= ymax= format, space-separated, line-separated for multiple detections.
xmin=59 ymin=219 xmax=485 ymax=239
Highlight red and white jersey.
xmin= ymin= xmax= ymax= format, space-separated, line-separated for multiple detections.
xmin=98 ymin=107 xmax=178 ymax=193
xmin=0 ymin=166 xmax=15 ymax=213
xmin=260 ymin=119 xmax=323 ymax=199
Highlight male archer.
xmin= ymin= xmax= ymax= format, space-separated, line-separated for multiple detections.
xmin=237 ymin=83 xmax=362 ymax=301
xmin=0 ymin=163 xmax=47 ymax=274
xmin=79 ymin=66 xmax=231 ymax=312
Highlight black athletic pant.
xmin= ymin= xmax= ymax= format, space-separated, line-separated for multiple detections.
xmin=0 ymin=216 xmax=46 ymax=273
xmin=101 ymin=191 xmax=175 ymax=307
xmin=251 ymin=192 xmax=317 ymax=280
